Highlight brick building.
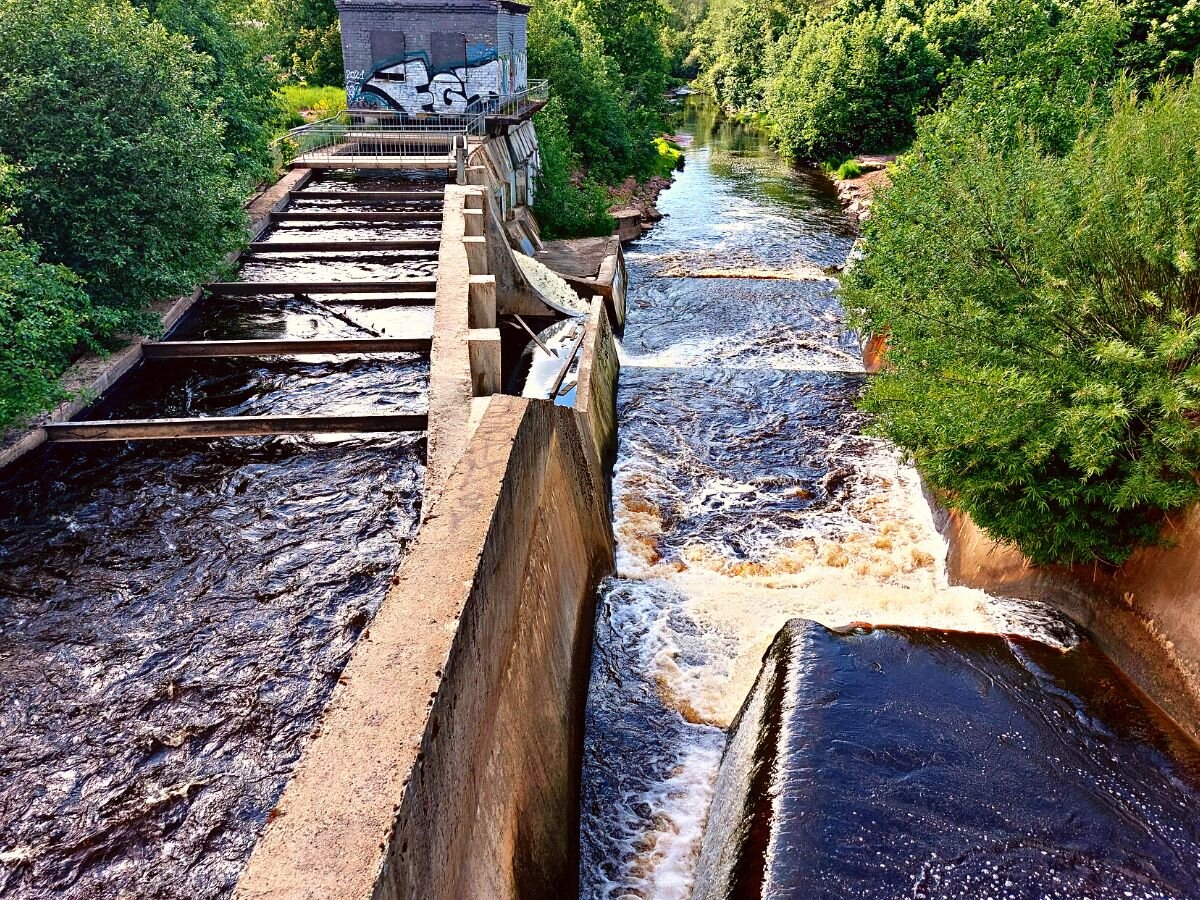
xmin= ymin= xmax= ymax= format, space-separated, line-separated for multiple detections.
xmin=335 ymin=0 xmax=530 ymax=115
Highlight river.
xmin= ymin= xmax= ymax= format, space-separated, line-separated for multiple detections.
xmin=578 ymin=97 xmax=1200 ymax=899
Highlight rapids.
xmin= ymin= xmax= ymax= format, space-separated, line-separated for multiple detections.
xmin=577 ymin=97 xmax=1200 ymax=899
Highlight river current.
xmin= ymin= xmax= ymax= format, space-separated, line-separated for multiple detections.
xmin=578 ymin=98 xmax=1200 ymax=898
xmin=0 ymin=172 xmax=436 ymax=897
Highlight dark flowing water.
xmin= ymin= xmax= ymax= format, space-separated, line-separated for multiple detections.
xmin=578 ymin=97 xmax=1200 ymax=898
xmin=0 ymin=172 xmax=438 ymax=897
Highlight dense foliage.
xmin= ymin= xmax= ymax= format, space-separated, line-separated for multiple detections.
xmin=0 ymin=0 xmax=250 ymax=423
xmin=135 ymin=0 xmax=280 ymax=182
xmin=0 ymin=159 xmax=92 ymax=429
xmin=844 ymin=61 xmax=1200 ymax=564
xmin=252 ymin=0 xmax=344 ymax=87
xmin=528 ymin=0 xmax=673 ymax=236
xmin=693 ymin=0 xmax=1200 ymax=160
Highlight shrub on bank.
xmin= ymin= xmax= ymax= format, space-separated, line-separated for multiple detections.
xmin=0 ymin=0 xmax=249 ymax=340
xmin=532 ymin=99 xmax=617 ymax=241
xmin=0 ymin=159 xmax=92 ymax=430
xmin=843 ymin=76 xmax=1200 ymax=565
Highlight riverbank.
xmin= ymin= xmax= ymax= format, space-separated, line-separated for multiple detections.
xmin=830 ymin=153 xmax=895 ymax=223
xmin=0 ymin=171 xmax=308 ymax=471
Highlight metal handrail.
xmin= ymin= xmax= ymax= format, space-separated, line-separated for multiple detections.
xmin=269 ymin=109 xmax=486 ymax=170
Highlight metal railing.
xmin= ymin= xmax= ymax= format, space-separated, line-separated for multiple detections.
xmin=269 ymin=109 xmax=486 ymax=171
xmin=469 ymin=79 xmax=550 ymax=118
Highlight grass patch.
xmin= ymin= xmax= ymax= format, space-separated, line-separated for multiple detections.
xmin=836 ymin=158 xmax=864 ymax=179
xmin=275 ymin=84 xmax=347 ymax=132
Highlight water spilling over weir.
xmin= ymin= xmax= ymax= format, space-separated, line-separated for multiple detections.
xmin=578 ymin=98 xmax=1200 ymax=899
xmin=0 ymin=171 xmax=440 ymax=897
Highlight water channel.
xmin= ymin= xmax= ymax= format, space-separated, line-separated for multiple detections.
xmin=0 ymin=172 xmax=438 ymax=898
xmin=578 ymin=97 xmax=1200 ymax=899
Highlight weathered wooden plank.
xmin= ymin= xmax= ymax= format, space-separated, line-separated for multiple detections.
xmin=45 ymin=414 xmax=428 ymax=441
xmin=271 ymin=211 xmax=442 ymax=222
xmin=291 ymin=191 xmax=445 ymax=201
xmin=143 ymin=338 xmax=432 ymax=358
xmin=248 ymin=239 xmax=440 ymax=253
xmin=207 ymin=279 xmax=438 ymax=296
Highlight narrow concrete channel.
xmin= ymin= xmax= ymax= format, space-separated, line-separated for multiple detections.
xmin=0 ymin=170 xmax=444 ymax=898
xmin=578 ymin=97 xmax=1200 ymax=899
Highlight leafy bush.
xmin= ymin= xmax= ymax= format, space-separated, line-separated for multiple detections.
xmin=836 ymin=158 xmax=865 ymax=178
xmin=134 ymin=0 xmax=280 ymax=183
xmin=257 ymin=0 xmax=344 ymax=87
xmin=0 ymin=159 xmax=92 ymax=430
xmin=0 ymin=0 xmax=248 ymax=338
xmin=533 ymin=99 xmax=617 ymax=240
xmin=842 ymin=76 xmax=1200 ymax=565
xmin=764 ymin=2 xmax=947 ymax=159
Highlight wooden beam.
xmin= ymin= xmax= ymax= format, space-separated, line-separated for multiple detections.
xmin=143 ymin=338 xmax=431 ymax=359
xmin=291 ymin=191 xmax=445 ymax=201
xmin=291 ymin=157 xmax=454 ymax=171
xmin=248 ymin=239 xmax=440 ymax=253
xmin=271 ymin=211 xmax=442 ymax=222
xmin=202 ymin=292 xmax=437 ymax=307
xmin=45 ymin=414 xmax=428 ymax=442
xmin=207 ymin=280 xmax=437 ymax=296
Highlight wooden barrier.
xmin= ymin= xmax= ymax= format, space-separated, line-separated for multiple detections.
xmin=45 ymin=414 xmax=428 ymax=442
xmin=143 ymin=338 xmax=431 ymax=359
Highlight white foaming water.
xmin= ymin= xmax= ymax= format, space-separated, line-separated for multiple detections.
xmin=583 ymin=100 xmax=1079 ymax=900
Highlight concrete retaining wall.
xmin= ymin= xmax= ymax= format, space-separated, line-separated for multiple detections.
xmin=940 ymin=504 xmax=1200 ymax=741
xmin=236 ymin=396 xmax=614 ymax=900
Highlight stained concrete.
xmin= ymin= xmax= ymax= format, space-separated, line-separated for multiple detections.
xmin=235 ymin=397 xmax=614 ymax=900
xmin=536 ymin=237 xmax=627 ymax=331
xmin=941 ymin=504 xmax=1200 ymax=742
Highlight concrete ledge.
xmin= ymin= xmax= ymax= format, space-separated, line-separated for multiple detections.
xmin=574 ymin=297 xmax=620 ymax=489
xmin=236 ymin=396 xmax=615 ymax=900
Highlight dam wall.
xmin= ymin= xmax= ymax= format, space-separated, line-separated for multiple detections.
xmin=940 ymin=504 xmax=1200 ymax=741
xmin=236 ymin=394 xmax=615 ymax=900
xmin=239 ymin=123 xmax=624 ymax=899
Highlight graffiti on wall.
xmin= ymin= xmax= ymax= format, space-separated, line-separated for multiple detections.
xmin=347 ymin=44 xmax=526 ymax=115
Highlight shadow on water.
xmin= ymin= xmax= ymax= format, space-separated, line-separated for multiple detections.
xmin=578 ymin=96 xmax=1200 ymax=900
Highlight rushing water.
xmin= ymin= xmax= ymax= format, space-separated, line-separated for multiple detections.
xmin=578 ymin=97 xmax=1200 ymax=898
xmin=0 ymin=172 xmax=437 ymax=897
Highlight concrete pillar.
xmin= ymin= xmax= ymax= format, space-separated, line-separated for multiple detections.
xmin=463 ymin=209 xmax=485 ymax=238
xmin=469 ymin=275 xmax=497 ymax=328
xmin=468 ymin=328 xmax=502 ymax=396
xmin=464 ymin=236 xmax=489 ymax=276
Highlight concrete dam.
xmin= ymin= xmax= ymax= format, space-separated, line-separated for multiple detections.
xmin=3 ymin=15 xmax=1200 ymax=900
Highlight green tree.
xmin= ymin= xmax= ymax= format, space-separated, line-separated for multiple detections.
xmin=529 ymin=0 xmax=649 ymax=181
xmin=0 ymin=158 xmax=92 ymax=430
xmin=134 ymin=0 xmax=280 ymax=182
xmin=0 ymin=0 xmax=248 ymax=337
xmin=764 ymin=2 xmax=947 ymax=159
xmin=1118 ymin=0 xmax=1200 ymax=81
xmin=842 ymin=75 xmax=1200 ymax=565
xmin=532 ymin=98 xmax=617 ymax=239
xmin=266 ymin=0 xmax=344 ymax=86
